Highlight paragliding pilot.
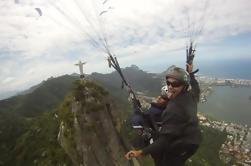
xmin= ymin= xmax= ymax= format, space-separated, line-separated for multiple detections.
xmin=125 ymin=63 xmax=201 ymax=166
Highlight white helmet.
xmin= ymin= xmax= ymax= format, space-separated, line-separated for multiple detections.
xmin=161 ymin=85 xmax=168 ymax=97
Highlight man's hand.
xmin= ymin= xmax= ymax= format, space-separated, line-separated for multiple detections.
xmin=186 ymin=63 xmax=193 ymax=73
xmin=125 ymin=150 xmax=142 ymax=160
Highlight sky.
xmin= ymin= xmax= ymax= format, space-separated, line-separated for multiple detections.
xmin=0 ymin=0 xmax=251 ymax=98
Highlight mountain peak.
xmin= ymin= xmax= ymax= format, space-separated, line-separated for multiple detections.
xmin=123 ymin=64 xmax=141 ymax=71
xmin=129 ymin=64 xmax=140 ymax=70
xmin=57 ymin=80 xmax=140 ymax=165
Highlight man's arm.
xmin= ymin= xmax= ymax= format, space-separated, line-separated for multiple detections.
xmin=187 ymin=64 xmax=200 ymax=102
xmin=190 ymin=73 xmax=200 ymax=102
xmin=141 ymin=135 xmax=170 ymax=155
xmin=124 ymin=133 xmax=170 ymax=159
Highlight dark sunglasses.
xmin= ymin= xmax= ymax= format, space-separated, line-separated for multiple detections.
xmin=166 ymin=81 xmax=183 ymax=87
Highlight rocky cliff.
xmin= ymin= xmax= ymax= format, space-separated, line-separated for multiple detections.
xmin=57 ymin=79 xmax=140 ymax=166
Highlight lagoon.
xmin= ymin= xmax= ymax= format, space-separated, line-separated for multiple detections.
xmin=198 ymin=86 xmax=251 ymax=126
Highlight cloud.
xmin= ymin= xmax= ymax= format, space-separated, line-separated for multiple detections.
xmin=2 ymin=77 xmax=15 ymax=84
xmin=0 ymin=0 xmax=251 ymax=95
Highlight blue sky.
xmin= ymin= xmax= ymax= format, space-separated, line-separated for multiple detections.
xmin=0 ymin=0 xmax=251 ymax=98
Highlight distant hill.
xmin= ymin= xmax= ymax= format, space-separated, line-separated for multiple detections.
xmin=0 ymin=90 xmax=18 ymax=100
xmin=0 ymin=75 xmax=79 ymax=117
xmin=91 ymin=65 xmax=163 ymax=97
xmin=0 ymin=65 xmax=162 ymax=117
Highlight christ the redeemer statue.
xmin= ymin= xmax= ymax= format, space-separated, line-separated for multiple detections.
xmin=75 ymin=60 xmax=86 ymax=78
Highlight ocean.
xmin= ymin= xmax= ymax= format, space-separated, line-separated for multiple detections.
xmin=151 ymin=58 xmax=251 ymax=80
xmin=198 ymin=59 xmax=251 ymax=80
xmin=198 ymin=86 xmax=251 ymax=126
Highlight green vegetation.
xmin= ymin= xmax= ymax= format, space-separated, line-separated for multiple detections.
xmin=0 ymin=77 xmax=81 ymax=166
xmin=0 ymin=111 xmax=72 ymax=166
xmin=13 ymin=112 xmax=72 ymax=166
xmin=187 ymin=126 xmax=227 ymax=166
xmin=91 ymin=65 xmax=162 ymax=97
xmin=72 ymin=80 xmax=108 ymax=111
xmin=56 ymin=94 xmax=76 ymax=151
xmin=0 ymin=112 xmax=28 ymax=165
xmin=0 ymin=75 xmax=79 ymax=117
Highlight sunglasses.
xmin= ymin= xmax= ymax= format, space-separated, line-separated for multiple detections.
xmin=166 ymin=81 xmax=183 ymax=87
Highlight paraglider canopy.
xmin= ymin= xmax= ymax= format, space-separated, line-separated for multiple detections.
xmin=35 ymin=8 xmax=42 ymax=16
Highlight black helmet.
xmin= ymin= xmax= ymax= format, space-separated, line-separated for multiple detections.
xmin=165 ymin=66 xmax=190 ymax=85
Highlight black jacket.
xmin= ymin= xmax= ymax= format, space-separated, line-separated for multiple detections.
xmin=142 ymin=74 xmax=201 ymax=155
